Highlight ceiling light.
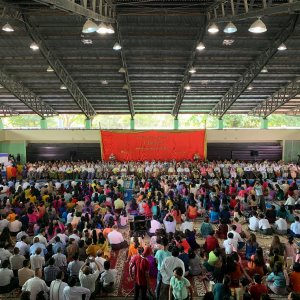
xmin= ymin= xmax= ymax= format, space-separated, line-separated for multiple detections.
xmin=223 ymin=39 xmax=235 ymax=46
xmin=118 ymin=67 xmax=126 ymax=73
xmin=30 ymin=42 xmax=39 ymax=50
xmin=247 ymin=84 xmax=253 ymax=90
xmin=122 ymin=84 xmax=129 ymax=90
xmin=47 ymin=66 xmax=54 ymax=72
xmin=82 ymin=19 xmax=98 ymax=33
xmin=101 ymin=80 xmax=108 ymax=85
xmin=223 ymin=22 xmax=237 ymax=34
xmin=2 ymin=23 xmax=14 ymax=32
xmin=60 ymin=84 xmax=67 ymax=90
xmin=196 ymin=42 xmax=205 ymax=51
xmin=106 ymin=24 xmax=115 ymax=34
xmin=184 ymin=84 xmax=191 ymax=90
xmin=189 ymin=67 xmax=196 ymax=74
xmin=113 ymin=42 xmax=122 ymax=50
xmin=278 ymin=43 xmax=287 ymax=51
xmin=261 ymin=66 xmax=268 ymax=73
xmin=248 ymin=18 xmax=267 ymax=33
xmin=97 ymin=22 xmax=108 ymax=35
xmin=208 ymin=23 xmax=219 ymax=34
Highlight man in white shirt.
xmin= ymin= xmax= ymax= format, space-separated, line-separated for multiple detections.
xmin=228 ymin=225 xmax=244 ymax=250
xmin=79 ymin=258 xmax=100 ymax=295
xmin=0 ymin=260 xmax=16 ymax=293
xmin=274 ymin=217 xmax=288 ymax=235
xmin=16 ymin=235 xmax=30 ymax=256
xmin=0 ymin=215 xmax=9 ymax=232
xmin=22 ymin=268 xmax=49 ymax=300
xmin=289 ymin=216 xmax=300 ymax=238
xmin=34 ymin=228 xmax=48 ymax=247
xmin=0 ymin=242 xmax=12 ymax=262
xmin=248 ymin=212 xmax=259 ymax=231
xmin=148 ymin=216 xmax=162 ymax=236
xmin=100 ymin=260 xmax=117 ymax=293
xmin=285 ymin=195 xmax=296 ymax=206
xmin=50 ymin=271 xmax=68 ymax=300
xmin=160 ymin=247 xmax=185 ymax=300
xmin=9 ymin=247 xmax=25 ymax=276
xmin=52 ymin=248 xmax=67 ymax=268
xmin=30 ymin=248 xmax=45 ymax=270
xmin=8 ymin=216 xmax=22 ymax=235
xmin=63 ymin=276 xmax=91 ymax=300
xmin=180 ymin=218 xmax=194 ymax=233
xmin=107 ymin=225 xmax=128 ymax=250
xmin=223 ymin=232 xmax=238 ymax=255
xmin=258 ymin=214 xmax=272 ymax=235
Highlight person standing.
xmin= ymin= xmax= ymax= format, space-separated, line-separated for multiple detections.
xmin=63 ymin=277 xmax=91 ymax=300
xmin=49 ymin=271 xmax=68 ymax=300
xmin=130 ymin=247 xmax=150 ymax=300
xmin=169 ymin=267 xmax=193 ymax=300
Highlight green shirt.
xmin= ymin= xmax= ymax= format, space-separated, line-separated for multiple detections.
xmin=170 ymin=275 xmax=190 ymax=300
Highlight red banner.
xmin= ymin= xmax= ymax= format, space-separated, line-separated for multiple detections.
xmin=100 ymin=130 xmax=206 ymax=161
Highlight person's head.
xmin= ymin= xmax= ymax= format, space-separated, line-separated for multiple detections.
xmin=21 ymin=235 xmax=27 ymax=242
xmin=56 ymin=270 xmax=64 ymax=280
xmin=1 ymin=260 xmax=9 ymax=268
xmin=293 ymin=263 xmax=300 ymax=273
xmin=173 ymin=266 xmax=183 ymax=279
xmin=68 ymin=276 xmax=77 ymax=287
xmin=13 ymin=247 xmax=20 ymax=255
xmin=20 ymin=291 xmax=31 ymax=300
xmin=273 ymin=261 xmax=283 ymax=275
xmin=231 ymin=224 xmax=237 ymax=231
xmin=272 ymin=235 xmax=281 ymax=247
xmin=253 ymin=274 xmax=262 ymax=284
xmin=248 ymin=233 xmax=257 ymax=244
xmin=83 ymin=266 xmax=90 ymax=275
xmin=104 ymin=260 xmax=110 ymax=270
xmin=23 ymin=259 xmax=30 ymax=268
xmin=227 ymin=232 xmax=234 ymax=239
xmin=171 ymin=246 xmax=180 ymax=257
xmin=72 ymin=253 xmax=79 ymax=261
xmin=35 ymin=247 xmax=42 ymax=255
xmin=289 ymin=236 xmax=294 ymax=245
xmin=288 ymin=292 xmax=300 ymax=300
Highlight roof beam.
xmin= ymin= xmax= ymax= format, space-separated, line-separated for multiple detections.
xmin=0 ymin=103 xmax=19 ymax=117
xmin=210 ymin=15 xmax=299 ymax=118
xmin=33 ymin=0 xmax=115 ymax=22
xmin=207 ymin=0 xmax=300 ymax=23
xmin=172 ymin=17 xmax=207 ymax=118
xmin=287 ymin=104 xmax=300 ymax=115
xmin=116 ymin=20 xmax=135 ymax=118
xmin=0 ymin=70 xmax=56 ymax=117
xmin=23 ymin=15 xmax=97 ymax=119
xmin=249 ymin=77 xmax=300 ymax=117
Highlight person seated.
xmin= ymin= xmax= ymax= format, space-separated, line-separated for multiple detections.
xmin=185 ymin=229 xmax=200 ymax=251
xmin=148 ymin=215 xmax=162 ymax=237
xmin=258 ymin=214 xmax=272 ymax=235
xmin=178 ymin=246 xmax=190 ymax=276
xmin=107 ymin=225 xmax=128 ymax=250
xmin=188 ymin=249 xmax=202 ymax=276
xmin=199 ymin=216 xmax=213 ymax=237
xmin=209 ymin=207 xmax=219 ymax=224
xmin=127 ymin=236 xmax=140 ymax=260
xmin=276 ymin=204 xmax=288 ymax=219
xmin=248 ymin=211 xmax=259 ymax=231
xmin=269 ymin=235 xmax=285 ymax=256
xmin=249 ymin=274 xmax=268 ymax=300
xmin=174 ymin=234 xmax=190 ymax=254
xmin=288 ymin=216 xmax=300 ymax=238
xmin=245 ymin=233 xmax=258 ymax=260
xmin=266 ymin=205 xmax=277 ymax=224
xmin=203 ymin=248 xmax=222 ymax=274
xmin=99 ymin=260 xmax=117 ymax=294
xmin=223 ymin=232 xmax=238 ymax=255
xmin=228 ymin=224 xmax=245 ymax=250
xmin=203 ymin=230 xmax=219 ymax=254
xmin=163 ymin=214 xmax=176 ymax=234
xmin=269 ymin=248 xmax=285 ymax=271
xmin=273 ymin=217 xmax=288 ymax=235
xmin=219 ymin=206 xmax=231 ymax=224
xmin=289 ymin=263 xmax=300 ymax=293
xmin=215 ymin=219 xmax=228 ymax=239
xmin=180 ymin=217 xmax=194 ymax=233
xmin=247 ymin=247 xmax=267 ymax=277
xmin=187 ymin=202 xmax=198 ymax=220
xmin=232 ymin=217 xmax=246 ymax=238
xmin=267 ymin=261 xmax=287 ymax=295
xmin=0 ymin=260 xmax=18 ymax=293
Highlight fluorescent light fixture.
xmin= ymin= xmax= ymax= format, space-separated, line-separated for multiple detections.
xmin=118 ymin=67 xmax=126 ymax=73
xmin=101 ymin=80 xmax=108 ymax=85
xmin=278 ymin=43 xmax=287 ymax=51
xmin=47 ymin=66 xmax=54 ymax=72
xmin=223 ymin=39 xmax=235 ymax=46
xmin=106 ymin=24 xmax=115 ymax=34
xmin=189 ymin=67 xmax=196 ymax=74
xmin=97 ymin=22 xmax=108 ymax=34
xmin=60 ymin=84 xmax=67 ymax=90
xmin=184 ymin=84 xmax=191 ymax=90
xmin=208 ymin=23 xmax=219 ymax=34
xmin=223 ymin=22 xmax=237 ymax=34
xmin=81 ymin=39 xmax=93 ymax=45
xmin=122 ymin=84 xmax=129 ymax=90
xmin=261 ymin=66 xmax=268 ymax=73
xmin=0 ymin=84 xmax=3 ymax=89
xmin=2 ymin=23 xmax=14 ymax=32
xmin=30 ymin=42 xmax=39 ymax=50
xmin=113 ymin=42 xmax=122 ymax=50
xmin=248 ymin=18 xmax=267 ymax=33
xmin=196 ymin=42 xmax=205 ymax=51
xmin=247 ymin=84 xmax=253 ymax=90
xmin=82 ymin=19 xmax=97 ymax=33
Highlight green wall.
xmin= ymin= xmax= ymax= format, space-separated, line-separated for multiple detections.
xmin=0 ymin=141 xmax=27 ymax=163
xmin=284 ymin=140 xmax=300 ymax=162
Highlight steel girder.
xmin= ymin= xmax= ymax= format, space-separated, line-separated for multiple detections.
xmin=172 ymin=17 xmax=207 ymax=118
xmin=23 ymin=15 xmax=97 ymax=119
xmin=210 ymin=15 xmax=299 ymax=118
xmin=34 ymin=0 xmax=115 ymax=22
xmin=116 ymin=20 xmax=135 ymax=118
xmin=249 ymin=77 xmax=300 ymax=117
xmin=207 ymin=0 xmax=300 ymax=23
xmin=0 ymin=70 xmax=56 ymax=117
xmin=287 ymin=104 xmax=300 ymax=115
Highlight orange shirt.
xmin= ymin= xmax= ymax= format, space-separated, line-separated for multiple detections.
xmin=103 ymin=228 xmax=112 ymax=238
xmin=188 ymin=206 xmax=197 ymax=217
xmin=290 ymin=271 xmax=300 ymax=292
xmin=128 ymin=244 xmax=139 ymax=258
xmin=86 ymin=244 xmax=101 ymax=257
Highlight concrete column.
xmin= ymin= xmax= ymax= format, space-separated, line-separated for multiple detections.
xmin=130 ymin=118 xmax=135 ymax=130
xmin=85 ymin=118 xmax=91 ymax=129
xmin=260 ymin=117 xmax=268 ymax=129
xmin=0 ymin=118 xmax=4 ymax=129
xmin=218 ymin=118 xmax=224 ymax=130
xmin=174 ymin=117 xmax=179 ymax=130
xmin=40 ymin=118 xmax=47 ymax=129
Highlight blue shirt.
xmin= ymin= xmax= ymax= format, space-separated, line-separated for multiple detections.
xmin=29 ymin=242 xmax=47 ymax=256
xmin=267 ymin=272 xmax=286 ymax=287
xmin=209 ymin=211 xmax=219 ymax=222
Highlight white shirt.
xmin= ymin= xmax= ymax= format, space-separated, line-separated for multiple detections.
xmin=160 ymin=256 xmax=185 ymax=284
xmin=0 ymin=268 xmax=13 ymax=286
xmin=0 ymin=219 xmax=9 ymax=231
xmin=223 ymin=238 xmax=238 ymax=254
xmin=50 ymin=279 xmax=68 ymax=300
xmin=52 ymin=253 xmax=67 ymax=268
xmin=228 ymin=230 xmax=243 ymax=242
xmin=149 ymin=220 xmax=162 ymax=234
xmin=22 ymin=276 xmax=49 ymax=300
xmin=180 ymin=221 xmax=194 ymax=233
xmin=69 ymin=234 xmax=80 ymax=243
xmin=275 ymin=218 xmax=288 ymax=231
xmin=0 ymin=247 xmax=12 ymax=262
xmin=16 ymin=241 xmax=30 ymax=256
xmin=163 ymin=220 xmax=176 ymax=233
xmin=291 ymin=221 xmax=300 ymax=235
xmin=63 ymin=285 xmax=91 ymax=300
xmin=79 ymin=270 xmax=100 ymax=293
xmin=30 ymin=254 xmax=45 ymax=270
xmin=107 ymin=230 xmax=124 ymax=244
xmin=95 ymin=257 xmax=106 ymax=273
xmin=258 ymin=218 xmax=271 ymax=230
xmin=249 ymin=216 xmax=259 ymax=231
xmin=285 ymin=196 xmax=296 ymax=206
xmin=34 ymin=234 xmax=48 ymax=247
xmin=8 ymin=220 xmax=22 ymax=233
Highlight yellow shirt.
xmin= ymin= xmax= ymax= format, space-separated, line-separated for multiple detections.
xmin=114 ymin=198 xmax=124 ymax=210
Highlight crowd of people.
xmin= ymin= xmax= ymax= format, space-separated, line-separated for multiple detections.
xmin=0 ymin=158 xmax=299 ymax=300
